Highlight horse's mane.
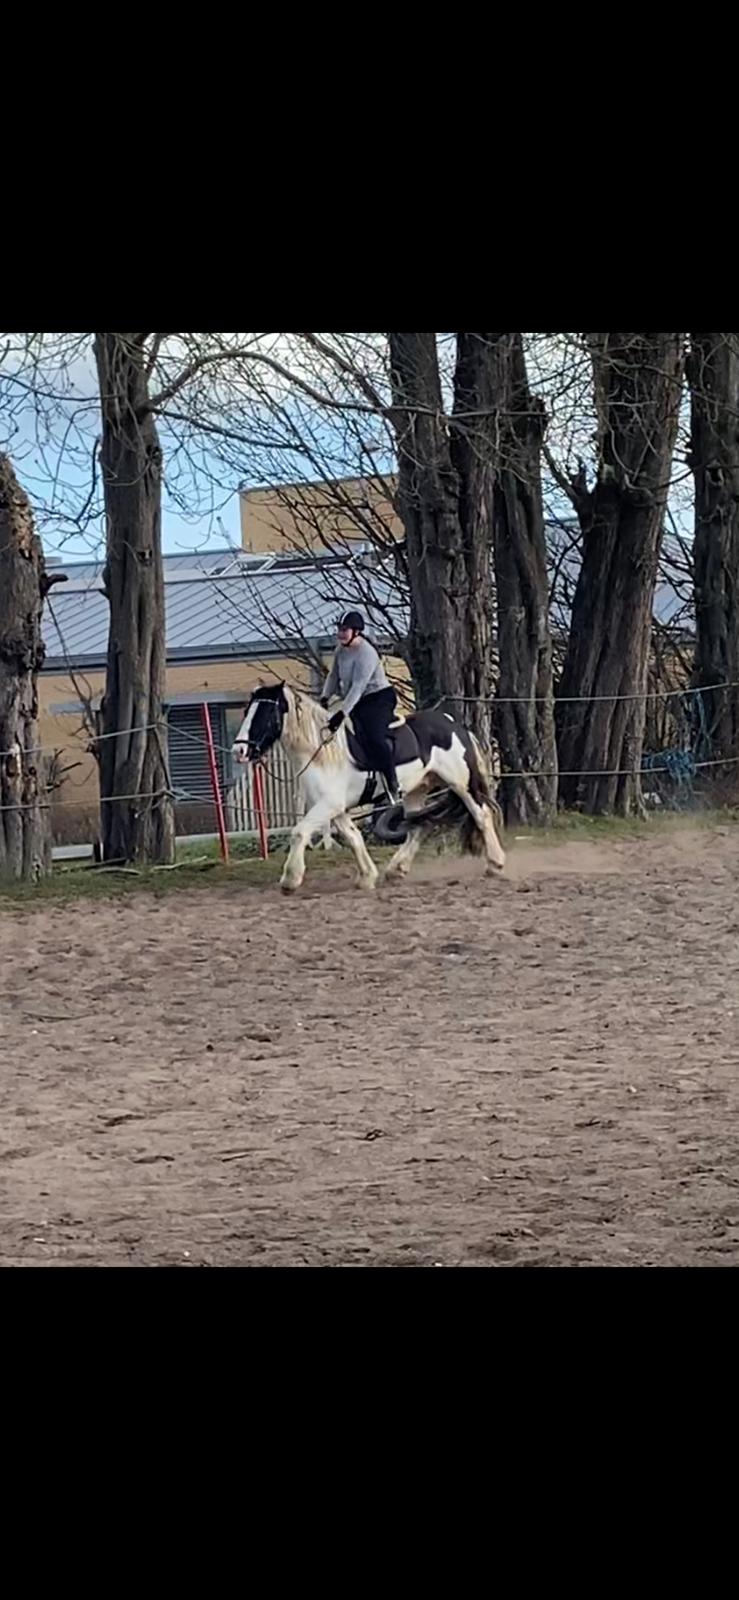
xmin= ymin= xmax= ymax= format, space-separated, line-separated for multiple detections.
xmin=282 ymin=685 xmax=348 ymax=767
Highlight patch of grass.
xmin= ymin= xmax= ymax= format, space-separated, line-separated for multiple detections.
xmin=0 ymin=837 xmax=395 ymax=908
xmin=508 ymin=807 xmax=739 ymax=847
xmin=2 ymin=806 xmax=738 ymax=907
xmin=177 ymin=833 xmax=292 ymax=863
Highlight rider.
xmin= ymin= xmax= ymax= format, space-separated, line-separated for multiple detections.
xmin=320 ymin=610 xmax=402 ymax=805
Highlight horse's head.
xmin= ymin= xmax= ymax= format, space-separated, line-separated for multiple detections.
xmin=232 ymin=683 xmax=288 ymax=765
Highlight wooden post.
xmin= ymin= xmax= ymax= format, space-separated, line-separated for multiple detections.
xmin=201 ymin=703 xmax=229 ymax=864
xmin=253 ymin=762 xmax=269 ymax=859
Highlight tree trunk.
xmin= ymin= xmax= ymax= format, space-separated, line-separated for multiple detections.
xmin=94 ymin=334 xmax=175 ymax=864
xmin=387 ymin=332 xmax=494 ymax=744
xmin=687 ymin=333 xmax=739 ymax=763
xmin=486 ymin=334 xmax=557 ymax=824
xmin=0 ymin=454 xmax=51 ymax=881
xmin=556 ymin=333 xmax=684 ymax=815
xmin=449 ymin=334 xmax=495 ymax=745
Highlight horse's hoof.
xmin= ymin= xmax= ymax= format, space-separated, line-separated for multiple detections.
xmin=280 ymin=878 xmax=300 ymax=894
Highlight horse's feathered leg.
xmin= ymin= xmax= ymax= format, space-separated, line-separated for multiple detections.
xmin=332 ymin=813 xmax=378 ymax=890
xmin=281 ymin=800 xmax=336 ymax=892
xmin=449 ymin=783 xmax=505 ymax=873
xmin=384 ymin=829 xmax=422 ymax=881
xmin=427 ymin=740 xmax=506 ymax=874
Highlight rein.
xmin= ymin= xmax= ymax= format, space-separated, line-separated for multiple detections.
xmin=255 ymin=726 xmax=337 ymax=786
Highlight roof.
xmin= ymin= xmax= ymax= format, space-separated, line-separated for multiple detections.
xmin=239 ymin=472 xmax=395 ymax=499
xmin=41 ymin=547 xmax=408 ymax=672
xmin=546 ymin=522 xmax=692 ymax=630
xmin=41 ymin=526 xmax=693 ymax=675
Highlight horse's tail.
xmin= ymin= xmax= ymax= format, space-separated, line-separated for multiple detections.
xmin=460 ymin=735 xmax=504 ymax=855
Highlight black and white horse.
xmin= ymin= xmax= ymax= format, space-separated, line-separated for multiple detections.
xmin=232 ymin=683 xmax=505 ymax=892
xmin=233 ymin=681 xmax=505 ymax=896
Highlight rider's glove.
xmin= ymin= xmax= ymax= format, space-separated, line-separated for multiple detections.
xmin=328 ymin=710 xmax=345 ymax=733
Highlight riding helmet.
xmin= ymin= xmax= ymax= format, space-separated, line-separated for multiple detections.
xmin=337 ymin=610 xmax=365 ymax=632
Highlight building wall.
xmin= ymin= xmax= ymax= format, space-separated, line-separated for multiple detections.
xmin=240 ymin=477 xmax=402 ymax=555
xmin=38 ymin=670 xmax=106 ymax=822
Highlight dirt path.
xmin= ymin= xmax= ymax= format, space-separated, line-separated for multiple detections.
xmin=2 ymin=825 xmax=739 ymax=1266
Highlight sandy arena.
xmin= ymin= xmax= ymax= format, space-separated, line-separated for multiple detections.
xmin=2 ymin=824 xmax=739 ymax=1267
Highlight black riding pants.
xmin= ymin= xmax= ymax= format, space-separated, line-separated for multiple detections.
xmin=351 ymin=687 xmax=398 ymax=791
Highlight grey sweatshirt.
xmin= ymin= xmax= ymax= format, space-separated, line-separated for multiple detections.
xmin=322 ymin=638 xmax=390 ymax=715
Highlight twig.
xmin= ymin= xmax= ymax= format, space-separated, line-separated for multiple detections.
xmin=151 ymin=856 xmax=212 ymax=871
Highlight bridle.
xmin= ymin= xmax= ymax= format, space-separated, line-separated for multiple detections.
xmin=234 ymin=695 xmax=337 ymax=781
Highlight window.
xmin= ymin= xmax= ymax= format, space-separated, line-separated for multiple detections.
xmin=167 ymin=704 xmax=228 ymax=800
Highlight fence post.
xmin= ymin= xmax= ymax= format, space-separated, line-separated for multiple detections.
xmin=201 ymin=703 xmax=229 ymax=864
xmin=253 ymin=762 xmax=269 ymax=859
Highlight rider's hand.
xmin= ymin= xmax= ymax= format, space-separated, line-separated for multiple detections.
xmin=328 ymin=710 xmax=345 ymax=733
xmin=319 ymin=698 xmax=329 ymax=710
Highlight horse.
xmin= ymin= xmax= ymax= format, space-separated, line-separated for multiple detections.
xmin=232 ymin=683 xmax=506 ymax=893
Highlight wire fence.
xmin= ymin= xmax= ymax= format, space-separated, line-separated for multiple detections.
xmin=432 ymin=680 xmax=739 ymax=707
xmin=3 ymin=676 xmax=739 ymax=766
xmin=6 ymin=754 xmax=739 ymax=816
xmin=3 ymin=682 xmax=739 ymax=830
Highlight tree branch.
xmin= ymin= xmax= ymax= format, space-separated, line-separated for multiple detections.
xmin=145 ymin=350 xmax=251 ymax=415
xmin=297 ymin=333 xmax=388 ymax=414
xmin=542 ymin=441 xmax=588 ymax=513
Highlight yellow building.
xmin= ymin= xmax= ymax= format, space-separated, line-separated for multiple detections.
xmin=40 ymin=477 xmax=407 ymax=845
xmin=240 ymin=474 xmax=402 ymax=555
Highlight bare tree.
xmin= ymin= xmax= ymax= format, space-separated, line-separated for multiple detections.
xmin=687 ymin=333 xmax=739 ymax=762
xmin=0 ymin=454 xmax=51 ymax=879
xmin=387 ymin=333 xmax=495 ymax=742
xmin=486 ymin=334 xmax=557 ymax=823
xmin=93 ymin=334 xmax=175 ymax=864
xmin=553 ymin=333 xmax=685 ymax=815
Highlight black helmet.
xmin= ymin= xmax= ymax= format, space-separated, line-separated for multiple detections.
xmin=337 ymin=610 xmax=365 ymax=633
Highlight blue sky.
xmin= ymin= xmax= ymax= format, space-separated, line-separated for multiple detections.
xmin=9 ymin=409 xmax=245 ymax=562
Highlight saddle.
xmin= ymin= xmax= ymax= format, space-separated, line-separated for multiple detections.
xmin=345 ymin=712 xmax=420 ymax=777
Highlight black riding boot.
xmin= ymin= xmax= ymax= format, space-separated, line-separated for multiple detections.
xmin=380 ymin=754 xmax=402 ymax=807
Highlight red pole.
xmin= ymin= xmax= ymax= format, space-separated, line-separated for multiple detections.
xmin=201 ymin=702 xmax=229 ymax=864
xmin=253 ymin=761 xmax=269 ymax=859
